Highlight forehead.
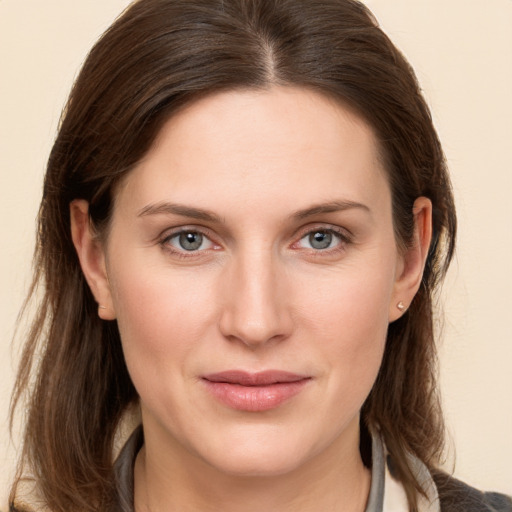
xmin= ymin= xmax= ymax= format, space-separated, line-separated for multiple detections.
xmin=115 ymin=86 xmax=390 ymax=219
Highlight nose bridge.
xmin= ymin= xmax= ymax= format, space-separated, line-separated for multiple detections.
xmin=219 ymin=244 xmax=292 ymax=347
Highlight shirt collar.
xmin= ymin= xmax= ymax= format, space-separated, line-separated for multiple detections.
xmin=113 ymin=425 xmax=441 ymax=512
xmin=368 ymin=430 xmax=441 ymax=512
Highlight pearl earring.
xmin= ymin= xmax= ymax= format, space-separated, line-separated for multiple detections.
xmin=397 ymin=301 xmax=406 ymax=311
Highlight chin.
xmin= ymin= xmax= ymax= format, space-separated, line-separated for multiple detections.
xmin=194 ymin=425 xmax=322 ymax=478
xmin=205 ymin=447 xmax=306 ymax=478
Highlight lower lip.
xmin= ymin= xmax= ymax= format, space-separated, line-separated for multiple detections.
xmin=203 ymin=380 xmax=310 ymax=412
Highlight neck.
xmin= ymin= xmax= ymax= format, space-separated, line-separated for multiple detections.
xmin=134 ymin=421 xmax=371 ymax=512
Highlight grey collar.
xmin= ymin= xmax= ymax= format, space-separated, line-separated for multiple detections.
xmin=112 ymin=425 xmax=439 ymax=512
xmin=365 ymin=431 xmax=386 ymax=512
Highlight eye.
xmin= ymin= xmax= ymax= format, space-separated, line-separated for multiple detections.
xmin=164 ymin=230 xmax=214 ymax=252
xmin=297 ymin=229 xmax=345 ymax=250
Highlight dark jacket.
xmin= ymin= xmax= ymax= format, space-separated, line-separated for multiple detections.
xmin=432 ymin=472 xmax=512 ymax=512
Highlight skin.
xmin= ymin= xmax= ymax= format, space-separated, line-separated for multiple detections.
xmin=71 ymin=86 xmax=432 ymax=512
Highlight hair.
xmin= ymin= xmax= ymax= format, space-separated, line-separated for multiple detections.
xmin=10 ymin=0 xmax=456 ymax=511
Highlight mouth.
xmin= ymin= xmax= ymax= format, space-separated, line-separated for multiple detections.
xmin=202 ymin=370 xmax=312 ymax=412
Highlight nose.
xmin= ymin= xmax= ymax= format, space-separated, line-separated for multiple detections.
xmin=218 ymin=248 xmax=294 ymax=349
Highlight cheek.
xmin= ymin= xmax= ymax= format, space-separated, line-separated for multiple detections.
xmin=108 ymin=258 xmax=218 ymax=387
xmin=296 ymin=258 xmax=395 ymax=340
xmin=294 ymin=258 xmax=395 ymax=388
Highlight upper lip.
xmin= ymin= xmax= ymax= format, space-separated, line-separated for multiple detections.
xmin=202 ymin=370 xmax=310 ymax=386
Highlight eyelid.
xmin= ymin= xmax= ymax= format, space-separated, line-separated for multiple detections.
xmin=158 ymin=225 xmax=221 ymax=255
xmin=289 ymin=224 xmax=353 ymax=256
xmin=156 ymin=223 xmax=353 ymax=258
xmin=292 ymin=223 xmax=353 ymax=243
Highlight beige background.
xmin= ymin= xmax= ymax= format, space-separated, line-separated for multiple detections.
xmin=1 ymin=0 xmax=511 ymax=505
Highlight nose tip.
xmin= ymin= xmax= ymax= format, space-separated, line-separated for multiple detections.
xmin=218 ymin=258 xmax=293 ymax=349
xmin=221 ymin=316 xmax=289 ymax=348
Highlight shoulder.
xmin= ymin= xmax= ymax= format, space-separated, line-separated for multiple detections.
xmin=433 ymin=471 xmax=512 ymax=512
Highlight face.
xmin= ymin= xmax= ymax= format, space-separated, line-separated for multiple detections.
xmin=98 ymin=87 xmax=412 ymax=476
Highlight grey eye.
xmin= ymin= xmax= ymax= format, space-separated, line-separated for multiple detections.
xmin=178 ymin=231 xmax=204 ymax=251
xmin=163 ymin=230 xmax=215 ymax=254
xmin=308 ymin=231 xmax=333 ymax=250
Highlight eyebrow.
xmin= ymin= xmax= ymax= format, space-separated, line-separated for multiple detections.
xmin=137 ymin=199 xmax=370 ymax=223
xmin=291 ymin=200 xmax=371 ymax=220
xmin=137 ymin=202 xmax=223 ymax=223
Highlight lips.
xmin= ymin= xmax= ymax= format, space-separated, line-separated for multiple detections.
xmin=202 ymin=370 xmax=311 ymax=412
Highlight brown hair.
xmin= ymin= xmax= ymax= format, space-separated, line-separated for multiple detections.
xmin=10 ymin=0 xmax=456 ymax=510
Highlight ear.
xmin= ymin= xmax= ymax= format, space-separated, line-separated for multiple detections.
xmin=70 ymin=200 xmax=116 ymax=320
xmin=389 ymin=196 xmax=432 ymax=322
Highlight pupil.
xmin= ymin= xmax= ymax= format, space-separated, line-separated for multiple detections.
xmin=310 ymin=231 xmax=332 ymax=250
xmin=179 ymin=232 xmax=203 ymax=251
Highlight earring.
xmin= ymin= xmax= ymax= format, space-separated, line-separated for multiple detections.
xmin=397 ymin=301 xmax=406 ymax=311
xmin=98 ymin=305 xmax=107 ymax=310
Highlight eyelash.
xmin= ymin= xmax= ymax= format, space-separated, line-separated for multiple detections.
xmin=158 ymin=225 xmax=353 ymax=259
xmin=292 ymin=226 xmax=353 ymax=256
xmin=159 ymin=227 xmax=220 ymax=259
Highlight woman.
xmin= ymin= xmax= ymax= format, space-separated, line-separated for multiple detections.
xmin=8 ymin=0 xmax=512 ymax=511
